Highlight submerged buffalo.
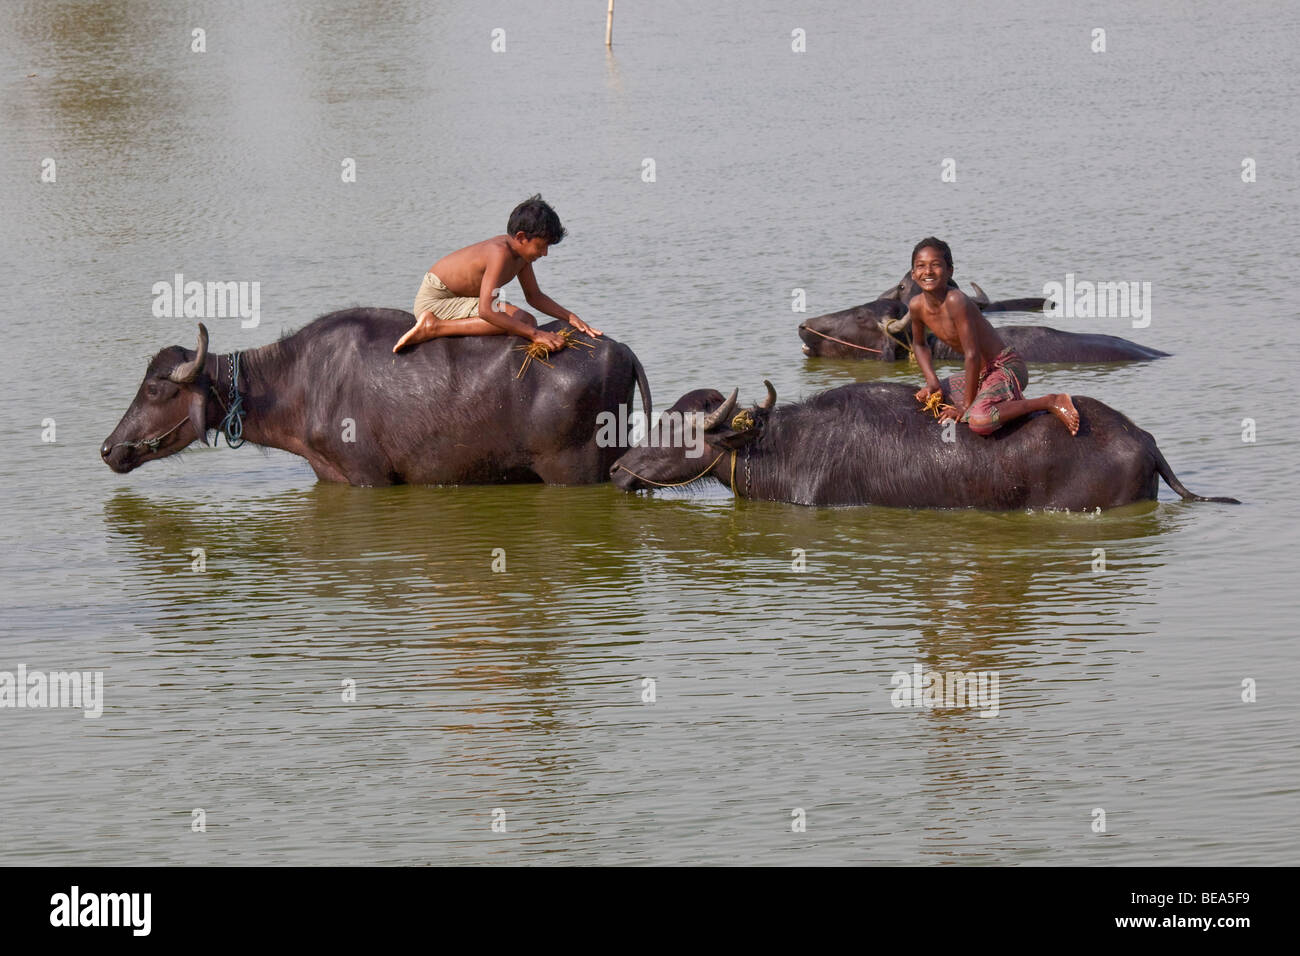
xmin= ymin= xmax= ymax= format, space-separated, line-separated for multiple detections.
xmin=610 ymin=381 xmax=1238 ymax=510
xmin=103 ymin=309 xmax=651 ymax=485
xmin=798 ymin=273 xmax=1166 ymax=362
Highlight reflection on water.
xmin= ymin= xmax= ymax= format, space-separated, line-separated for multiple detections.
xmin=78 ymin=483 xmax=1197 ymax=865
xmin=101 ymin=483 xmax=1172 ymax=654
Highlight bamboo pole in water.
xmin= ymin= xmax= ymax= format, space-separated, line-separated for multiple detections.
xmin=606 ymin=0 xmax=614 ymax=47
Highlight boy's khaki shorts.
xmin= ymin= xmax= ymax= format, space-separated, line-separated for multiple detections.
xmin=413 ymin=271 xmax=480 ymax=320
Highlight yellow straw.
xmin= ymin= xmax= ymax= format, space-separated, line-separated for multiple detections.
xmin=513 ymin=328 xmax=596 ymax=379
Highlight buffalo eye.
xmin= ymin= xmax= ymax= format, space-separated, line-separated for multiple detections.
xmin=145 ymin=380 xmax=175 ymax=401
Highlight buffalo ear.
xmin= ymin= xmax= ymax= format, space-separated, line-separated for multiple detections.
xmin=710 ymin=431 xmax=756 ymax=450
xmin=187 ymin=391 xmax=209 ymax=446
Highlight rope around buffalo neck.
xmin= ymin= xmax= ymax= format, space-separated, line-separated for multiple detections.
xmin=879 ymin=320 xmax=916 ymax=362
xmin=210 ymin=351 xmax=246 ymax=448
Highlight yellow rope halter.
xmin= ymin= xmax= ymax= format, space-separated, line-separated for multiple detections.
xmin=612 ymin=450 xmax=737 ymax=491
xmin=801 ymin=320 xmax=915 ymax=362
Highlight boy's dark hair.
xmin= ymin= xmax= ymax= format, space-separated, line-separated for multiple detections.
xmin=911 ymin=236 xmax=953 ymax=270
xmin=508 ymin=194 xmax=566 ymax=244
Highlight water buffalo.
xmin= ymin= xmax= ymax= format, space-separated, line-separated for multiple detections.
xmin=102 ymin=309 xmax=651 ymax=486
xmin=610 ymin=381 xmax=1238 ymax=510
xmin=798 ymin=273 xmax=1166 ymax=362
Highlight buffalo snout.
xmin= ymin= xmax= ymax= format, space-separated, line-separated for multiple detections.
xmin=609 ymin=456 xmax=643 ymax=491
xmin=101 ymin=437 xmax=135 ymax=474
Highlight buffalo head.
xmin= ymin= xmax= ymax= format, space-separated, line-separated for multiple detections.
xmin=799 ymin=271 xmax=993 ymax=359
xmin=798 ymin=299 xmax=911 ymax=359
xmin=610 ymin=381 xmax=777 ymax=491
xmin=101 ymin=323 xmax=212 ymax=473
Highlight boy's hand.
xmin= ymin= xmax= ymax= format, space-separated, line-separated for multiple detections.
xmin=531 ymin=328 xmax=567 ymax=351
xmin=914 ymin=383 xmax=942 ymax=403
xmin=938 ymin=402 xmax=965 ymax=423
xmin=567 ymin=314 xmax=602 ymax=337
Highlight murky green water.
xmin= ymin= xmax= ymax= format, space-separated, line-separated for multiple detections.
xmin=2 ymin=0 xmax=1297 ymax=864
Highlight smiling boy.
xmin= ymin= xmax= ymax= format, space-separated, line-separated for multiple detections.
xmin=394 ymin=195 xmax=601 ymax=353
xmin=908 ymin=237 xmax=1079 ymax=436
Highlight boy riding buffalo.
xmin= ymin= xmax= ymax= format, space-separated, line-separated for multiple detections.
xmin=394 ymin=195 xmax=600 ymax=353
xmin=908 ymin=237 xmax=1079 ymax=436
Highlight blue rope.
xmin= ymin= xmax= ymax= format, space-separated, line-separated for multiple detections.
xmin=218 ymin=351 xmax=246 ymax=448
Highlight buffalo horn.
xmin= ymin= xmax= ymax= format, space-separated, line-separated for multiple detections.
xmin=758 ymin=380 xmax=777 ymax=410
xmin=885 ymin=314 xmax=911 ymax=335
xmin=168 ymin=323 xmax=209 ymax=383
xmin=702 ymin=389 xmax=738 ymax=431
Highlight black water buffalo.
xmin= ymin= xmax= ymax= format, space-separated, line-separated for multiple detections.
xmin=610 ymin=381 xmax=1238 ymax=510
xmin=103 ymin=309 xmax=651 ymax=486
xmin=798 ymin=273 xmax=1166 ymax=362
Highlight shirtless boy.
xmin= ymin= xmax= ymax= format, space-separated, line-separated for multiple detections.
xmin=394 ymin=195 xmax=601 ymax=353
xmin=908 ymin=237 xmax=1079 ymax=436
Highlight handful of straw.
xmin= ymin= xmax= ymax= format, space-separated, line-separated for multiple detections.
xmin=513 ymin=327 xmax=596 ymax=379
xmin=918 ymin=390 xmax=954 ymax=420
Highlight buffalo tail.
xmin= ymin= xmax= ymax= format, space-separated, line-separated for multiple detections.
xmin=1154 ymin=446 xmax=1241 ymax=504
xmin=632 ymin=351 xmax=652 ymax=422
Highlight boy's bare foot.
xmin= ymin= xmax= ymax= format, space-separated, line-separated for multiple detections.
xmin=394 ymin=312 xmax=440 ymax=353
xmin=1048 ymin=394 xmax=1080 ymax=435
